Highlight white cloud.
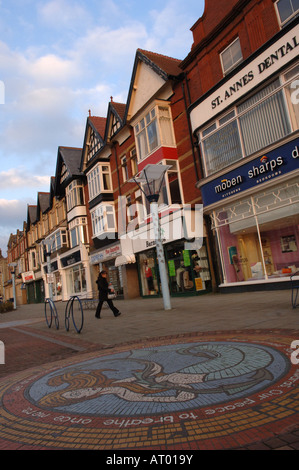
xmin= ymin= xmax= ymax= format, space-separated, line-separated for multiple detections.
xmin=38 ymin=0 xmax=92 ymax=30
xmin=0 ymin=169 xmax=50 ymax=190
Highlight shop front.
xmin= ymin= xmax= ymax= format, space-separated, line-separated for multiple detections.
xmin=200 ymin=137 xmax=299 ymax=291
xmin=132 ymin=209 xmax=212 ymax=297
xmin=90 ymin=243 xmax=124 ymax=297
xmin=60 ymin=244 xmax=92 ymax=301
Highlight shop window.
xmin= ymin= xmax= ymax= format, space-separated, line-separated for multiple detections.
xmin=166 ymin=242 xmax=211 ymax=295
xmin=138 ymin=251 xmax=160 ymax=296
xmin=275 ymin=0 xmax=299 ymax=26
xmin=220 ymin=37 xmax=243 ymax=75
xmin=211 ymin=179 xmax=299 ymax=284
xmin=87 ymin=164 xmax=112 ymax=201
xmin=199 ymin=78 xmax=292 ymax=176
xmin=66 ymin=264 xmax=87 ymax=296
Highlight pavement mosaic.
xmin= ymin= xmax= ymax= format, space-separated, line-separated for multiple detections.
xmin=0 ymin=329 xmax=298 ymax=450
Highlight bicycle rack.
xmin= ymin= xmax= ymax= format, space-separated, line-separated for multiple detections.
xmin=65 ymin=296 xmax=84 ymax=334
xmin=44 ymin=298 xmax=59 ymax=330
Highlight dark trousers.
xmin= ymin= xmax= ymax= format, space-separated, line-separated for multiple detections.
xmin=95 ymin=299 xmax=119 ymax=318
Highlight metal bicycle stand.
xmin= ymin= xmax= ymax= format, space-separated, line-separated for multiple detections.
xmin=44 ymin=298 xmax=59 ymax=330
xmin=65 ymin=296 xmax=84 ymax=334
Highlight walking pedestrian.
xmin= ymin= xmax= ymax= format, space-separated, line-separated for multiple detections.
xmin=95 ymin=270 xmax=121 ymax=319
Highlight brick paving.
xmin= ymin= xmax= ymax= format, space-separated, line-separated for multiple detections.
xmin=0 ymin=290 xmax=298 ymax=451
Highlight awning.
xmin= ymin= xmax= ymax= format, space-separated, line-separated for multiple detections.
xmin=115 ymin=254 xmax=136 ymax=267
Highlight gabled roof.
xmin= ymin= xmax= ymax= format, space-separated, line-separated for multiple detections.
xmin=80 ymin=114 xmax=107 ymax=171
xmin=137 ymin=49 xmax=182 ymax=78
xmin=37 ymin=192 xmax=50 ymax=215
xmin=54 ymin=146 xmax=83 ymax=197
xmin=104 ymin=99 xmax=126 ymax=142
xmin=26 ymin=205 xmax=38 ymax=232
xmin=126 ymin=48 xmax=183 ymax=122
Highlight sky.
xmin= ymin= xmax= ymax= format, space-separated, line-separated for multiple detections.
xmin=0 ymin=0 xmax=205 ymax=257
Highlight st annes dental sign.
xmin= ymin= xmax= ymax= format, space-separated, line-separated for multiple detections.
xmin=190 ymin=22 xmax=299 ymax=131
xmin=200 ymin=138 xmax=299 ymax=207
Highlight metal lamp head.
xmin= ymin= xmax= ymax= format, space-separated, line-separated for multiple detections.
xmin=130 ymin=164 xmax=171 ymax=202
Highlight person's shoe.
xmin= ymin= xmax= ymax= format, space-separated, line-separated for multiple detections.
xmin=114 ymin=312 xmax=121 ymax=317
xmin=95 ymin=315 xmax=101 ymax=319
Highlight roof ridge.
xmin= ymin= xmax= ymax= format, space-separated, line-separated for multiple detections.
xmin=138 ymin=48 xmax=181 ymax=62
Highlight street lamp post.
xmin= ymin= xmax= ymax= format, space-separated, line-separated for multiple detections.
xmin=8 ymin=262 xmax=17 ymax=310
xmin=130 ymin=164 xmax=172 ymax=311
xmin=43 ymin=242 xmax=53 ymax=301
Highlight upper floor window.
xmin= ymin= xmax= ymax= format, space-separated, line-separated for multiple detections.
xmin=69 ymin=218 xmax=88 ymax=249
xmin=275 ymin=0 xmax=299 ymax=26
xmin=198 ymin=66 xmax=299 ymax=175
xmin=134 ymin=104 xmax=175 ymax=161
xmin=130 ymin=148 xmax=138 ymax=176
xmin=45 ymin=228 xmax=68 ymax=254
xmin=121 ymin=156 xmax=129 ymax=182
xmin=87 ymin=164 xmax=112 ymax=201
xmin=220 ymin=38 xmax=243 ymax=75
xmin=91 ymin=204 xmax=116 ymax=239
xmin=66 ymin=180 xmax=84 ymax=212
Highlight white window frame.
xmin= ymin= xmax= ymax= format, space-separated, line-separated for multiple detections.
xmin=69 ymin=217 xmax=88 ymax=248
xmin=66 ymin=180 xmax=84 ymax=212
xmin=133 ymin=102 xmax=176 ymax=162
xmin=91 ymin=204 xmax=116 ymax=239
xmin=198 ymin=67 xmax=298 ymax=176
xmin=45 ymin=228 xmax=68 ymax=253
xmin=275 ymin=0 xmax=299 ymax=26
xmin=87 ymin=163 xmax=112 ymax=201
xmin=220 ymin=37 xmax=243 ymax=76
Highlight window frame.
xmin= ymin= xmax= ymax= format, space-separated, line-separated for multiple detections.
xmin=90 ymin=204 xmax=116 ymax=239
xmin=133 ymin=102 xmax=176 ymax=162
xmin=198 ymin=66 xmax=297 ymax=176
xmin=275 ymin=0 xmax=299 ymax=26
xmin=87 ymin=163 xmax=113 ymax=201
xmin=220 ymin=37 xmax=243 ymax=76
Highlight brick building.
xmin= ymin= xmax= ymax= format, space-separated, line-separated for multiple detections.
xmin=182 ymin=0 xmax=299 ymax=291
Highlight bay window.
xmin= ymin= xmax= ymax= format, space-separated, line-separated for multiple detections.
xmin=69 ymin=218 xmax=88 ymax=248
xmin=87 ymin=163 xmax=112 ymax=200
xmin=91 ymin=204 xmax=116 ymax=239
xmin=66 ymin=180 xmax=84 ymax=211
xmin=134 ymin=103 xmax=175 ymax=161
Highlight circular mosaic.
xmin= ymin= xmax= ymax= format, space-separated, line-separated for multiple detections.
xmin=0 ymin=330 xmax=298 ymax=450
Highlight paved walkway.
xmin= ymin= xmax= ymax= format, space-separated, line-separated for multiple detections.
xmin=0 ymin=290 xmax=298 ymax=452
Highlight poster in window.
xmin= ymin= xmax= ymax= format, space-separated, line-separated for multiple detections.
xmin=281 ymin=235 xmax=297 ymax=253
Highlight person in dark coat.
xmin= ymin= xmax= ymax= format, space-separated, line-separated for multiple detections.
xmin=95 ymin=270 xmax=121 ymax=318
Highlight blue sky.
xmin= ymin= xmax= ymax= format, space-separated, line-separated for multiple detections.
xmin=0 ymin=0 xmax=205 ymax=256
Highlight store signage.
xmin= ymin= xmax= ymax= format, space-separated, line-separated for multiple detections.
xmin=60 ymin=251 xmax=81 ymax=268
xmin=21 ymin=271 xmax=35 ymax=283
xmin=90 ymin=244 xmax=122 ymax=265
xmin=190 ymin=23 xmax=299 ymax=131
xmin=201 ymin=138 xmax=299 ymax=207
